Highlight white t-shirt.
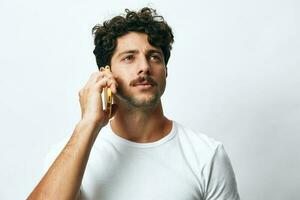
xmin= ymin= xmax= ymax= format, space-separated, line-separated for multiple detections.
xmin=44 ymin=121 xmax=240 ymax=200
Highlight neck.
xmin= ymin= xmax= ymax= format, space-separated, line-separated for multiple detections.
xmin=110 ymin=100 xmax=172 ymax=143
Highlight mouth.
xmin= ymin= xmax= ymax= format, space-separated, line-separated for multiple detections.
xmin=134 ymin=81 xmax=153 ymax=89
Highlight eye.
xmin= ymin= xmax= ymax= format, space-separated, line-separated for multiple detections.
xmin=149 ymin=54 xmax=162 ymax=63
xmin=122 ymin=55 xmax=134 ymax=62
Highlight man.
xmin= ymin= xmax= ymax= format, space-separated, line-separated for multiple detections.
xmin=28 ymin=7 xmax=240 ymax=200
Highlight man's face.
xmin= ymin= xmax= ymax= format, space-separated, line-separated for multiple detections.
xmin=110 ymin=32 xmax=167 ymax=108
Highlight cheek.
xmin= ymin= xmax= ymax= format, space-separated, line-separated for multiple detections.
xmin=112 ymin=65 xmax=131 ymax=82
xmin=155 ymin=68 xmax=167 ymax=81
xmin=114 ymin=70 xmax=133 ymax=91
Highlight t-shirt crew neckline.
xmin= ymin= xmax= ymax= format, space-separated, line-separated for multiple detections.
xmin=103 ymin=120 xmax=177 ymax=148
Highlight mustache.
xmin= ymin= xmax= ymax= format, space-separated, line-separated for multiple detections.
xmin=130 ymin=76 xmax=157 ymax=86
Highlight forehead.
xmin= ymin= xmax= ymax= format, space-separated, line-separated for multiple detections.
xmin=113 ymin=32 xmax=162 ymax=55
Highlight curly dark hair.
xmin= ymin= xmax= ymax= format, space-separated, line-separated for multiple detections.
xmin=92 ymin=7 xmax=174 ymax=69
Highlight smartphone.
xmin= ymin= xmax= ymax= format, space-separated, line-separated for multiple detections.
xmin=102 ymin=65 xmax=113 ymax=118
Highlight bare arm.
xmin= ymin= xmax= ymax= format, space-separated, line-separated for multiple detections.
xmin=28 ymin=120 xmax=100 ymax=200
xmin=28 ymin=68 xmax=118 ymax=200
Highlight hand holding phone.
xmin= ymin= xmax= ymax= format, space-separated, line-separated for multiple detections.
xmin=102 ymin=66 xmax=114 ymax=118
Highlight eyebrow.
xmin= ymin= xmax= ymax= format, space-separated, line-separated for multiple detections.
xmin=116 ymin=50 xmax=138 ymax=59
xmin=116 ymin=49 xmax=163 ymax=58
xmin=147 ymin=49 xmax=163 ymax=56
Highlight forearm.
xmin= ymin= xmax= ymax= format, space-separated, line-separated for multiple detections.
xmin=28 ymin=120 xmax=101 ymax=200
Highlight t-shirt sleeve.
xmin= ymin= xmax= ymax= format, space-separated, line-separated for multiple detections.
xmin=204 ymin=144 xmax=240 ymax=200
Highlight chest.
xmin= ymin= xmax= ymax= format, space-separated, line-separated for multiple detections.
xmin=80 ymin=140 xmax=204 ymax=200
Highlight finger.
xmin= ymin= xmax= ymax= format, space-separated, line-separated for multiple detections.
xmin=95 ymin=77 xmax=110 ymax=92
xmin=86 ymin=71 xmax=102 ymax=85
xmin=111 ymin=83 xmax=117 ymax=94
xmin=87 ymin=71 xmax=109 ymax=87
xmin=94 ymin=69 xmax=113 ymax=82
xmin=106 ymin=79 xmax=118 ymax=94
xmin=96 ymin=71 xmax=106 ymax=82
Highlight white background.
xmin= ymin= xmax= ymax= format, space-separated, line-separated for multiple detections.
xmin=0 ymin=0 xmax=299 ymax=199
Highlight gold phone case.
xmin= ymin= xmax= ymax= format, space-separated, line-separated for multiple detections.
xmin=103 ymin=66 xmax=113 ymax=117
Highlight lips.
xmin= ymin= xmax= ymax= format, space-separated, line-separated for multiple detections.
xmin=134 ymin=82 xmax=153 ymax=90
xmin=134 ymin=81 xmax=153 ymax=86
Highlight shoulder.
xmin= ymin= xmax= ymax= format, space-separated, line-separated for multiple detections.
xmin=173 ymin=121 xmax=240 ymax=199
xmin=174 ymin=121 xmax=222 ymax=156
xmin=173 ymin=120 xmax=229 ymax=171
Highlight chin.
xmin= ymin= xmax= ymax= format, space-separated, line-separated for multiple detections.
xmin=118 ymin=93 xmax=160 ymax=108
xmin=130 ymin=95 xmax=160 ymax=108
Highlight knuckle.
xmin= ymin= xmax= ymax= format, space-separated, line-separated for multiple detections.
xmin=101 ymin=77 xmax=108 ymax=83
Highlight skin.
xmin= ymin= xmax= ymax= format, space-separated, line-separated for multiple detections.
xmin=27 ymin=32 xmax=172 ymax=200
xmin=110 ymin=32 xmax=172 ymax=142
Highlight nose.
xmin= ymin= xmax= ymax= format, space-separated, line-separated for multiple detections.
xmin=137 ymin=56 xmax=151 ymax=75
